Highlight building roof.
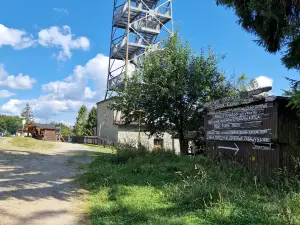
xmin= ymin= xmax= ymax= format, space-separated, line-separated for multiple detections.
xmin=31 ymin=123 xmax=56 ymax=129
xmin=96 ymin=97 xmax=117 ymax=105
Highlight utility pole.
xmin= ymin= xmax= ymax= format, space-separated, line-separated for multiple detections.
xmin=136 ymin=109 xmax=144 ymax=148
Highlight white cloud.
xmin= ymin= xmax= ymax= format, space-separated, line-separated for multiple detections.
xmin=0 ymin=24 xmax=90 ymax=60
xmin=53 ymin=8 xmax=69 ymax=14
xmin=0 ymin=96 xmax=95 ymax=122
xmin=0 ymin=54 xmax=133 ymax=123
xmin=42 ymin=54 xmax=109 ymax=101
xmin=0 ymin=64 xmax=36 ymax=90
xmin=0 ymin=90 xmax=15 ymax=99
xmin=38 ymin=26 xmax=90 ymax=61
xmin=254 ymin=76 xmax=273 ymax=88
xmin=0 ymin=54 xmax=108 ymax=123
xmin=0 ymin=24 xmax=35 ymax=49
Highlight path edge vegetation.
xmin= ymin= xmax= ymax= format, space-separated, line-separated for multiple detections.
xmin=78 ymin=144 xmax=300 ymax=225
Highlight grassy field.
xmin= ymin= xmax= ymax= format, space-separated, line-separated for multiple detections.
xmin=79 ymin=146 xmax=300 ymax=225
xmin=0 ymin=137 xmax=55 ymax=150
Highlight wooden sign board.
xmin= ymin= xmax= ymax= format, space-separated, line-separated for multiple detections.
xmin=213 ymin=121 xmax=262 ymax=130
xmin=207 ymin=135 xmax=271 ymax=143
xmin=205 ymin=87 xmax=274 ymax=153
xmin=209 ymin=114 xmax=269 ymax=125
xmin=207 ymin=129 xmax=272 ymax=136
xmin=208 ymin=103 xmax=273 ymax=115
xmin=204 ymin=86 xmax=272 ymax=110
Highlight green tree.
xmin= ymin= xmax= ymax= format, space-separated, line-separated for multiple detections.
xmin=111 ymin=34 xmax=232 ymax=154
xmin=216 ymin=0 xmax=300 ymax=70
xmin=284 ymin=78 xmax=300 ymax=114
xmin=85 ymin=107 xmax=97 ymax=136
xmin=73 ymin=105 xmax=88 ymax=136
xmin=235 ymin=73 xmax=260 ymax=92
xmin=0 ymin=115 xmax=22 ymax=135
xmin=51 ymin=122 xmax=74 ymax=136
xmin=20 ymin=103 xmax=34 ymax=125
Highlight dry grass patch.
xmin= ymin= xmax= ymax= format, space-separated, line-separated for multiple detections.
xmin=0 ymin=137 xmax=55 ymax=153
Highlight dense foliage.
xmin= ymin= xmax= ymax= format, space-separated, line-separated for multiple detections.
xmin=85 ymin=106 xmax=97 ymax=136
xmin=111 ymin=34 xmax=232 ymax=154
xmin=73 ymin=105 xmax=88 ymax=136
xmin=0 ymin=115 xmax=22 ymax=135
xmin=73 ymin=105 xmax=97 ymax=136
xmin=79 ymin=146 xmax=300 ymax=225
xmin=284 ymin=78 xmax=300 ymax=114
xmin=235 ymin=73 xmax=260 ymax=92
xmin=216 ymin=0 xmax=300 ymax=70
xmin=51 ymin=122 xmax=74 ymax=136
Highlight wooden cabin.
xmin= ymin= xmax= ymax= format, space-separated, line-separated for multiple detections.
xmin=27 ymin=123 xmax=57 ymax=141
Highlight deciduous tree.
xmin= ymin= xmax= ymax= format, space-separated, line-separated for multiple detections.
xmin=111 ymin=34 xmax=232 ymax=154
xmin=0 ymin=115 xmax=22 ymax=135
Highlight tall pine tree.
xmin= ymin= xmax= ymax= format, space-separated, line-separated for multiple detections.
xmin=73 ymin=105 xmax=88 ymax=136
xmin=85 ymin=107 xmax=97 ymax=136
xmin=20 ymin=103 xmax=34 ymax=125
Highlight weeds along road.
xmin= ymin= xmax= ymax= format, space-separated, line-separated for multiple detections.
xmin=0 ymin=137 xmax=95 ymax=225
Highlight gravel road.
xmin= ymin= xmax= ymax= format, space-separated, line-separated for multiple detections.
xmin=0 ymin=140 xmax=94 ymax=225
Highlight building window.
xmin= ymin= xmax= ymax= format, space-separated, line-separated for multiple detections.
xmin=154 ymin=139 xmax=164 ymax=148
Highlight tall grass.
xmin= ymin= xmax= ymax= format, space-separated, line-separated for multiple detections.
xmin=79 ymin=145 xmax=300 ymax=225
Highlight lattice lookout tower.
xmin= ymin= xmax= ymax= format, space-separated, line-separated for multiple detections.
xmin=105 ymin=0 xmax=174 ymax=98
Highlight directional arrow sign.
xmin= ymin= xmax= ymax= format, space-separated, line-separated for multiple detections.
xmin=218 ymin=143 xmax=240 ymax=155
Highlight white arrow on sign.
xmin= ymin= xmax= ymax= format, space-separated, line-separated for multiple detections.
xmin=218 ymin=143 xmax=240 ymax=155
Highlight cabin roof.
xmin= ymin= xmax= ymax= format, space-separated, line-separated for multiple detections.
xmin=29 ymin=123 xmax=56 ymax=129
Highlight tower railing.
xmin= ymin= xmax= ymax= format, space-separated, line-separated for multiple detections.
xmin=106 ymin=0 xmax=173 ymax=98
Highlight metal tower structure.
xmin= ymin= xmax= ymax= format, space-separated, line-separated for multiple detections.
xmin=105 ymin=0 xmax=173 ymax=99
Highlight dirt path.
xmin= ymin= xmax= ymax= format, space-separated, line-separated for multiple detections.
xmin=0 ymin=140 xmax=95 ymax=225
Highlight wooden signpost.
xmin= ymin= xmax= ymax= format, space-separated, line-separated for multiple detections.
xmin=205 ymin=87 xmax=275 ymax=154
xmin=204 ymin=86 xmax=272 ymax=110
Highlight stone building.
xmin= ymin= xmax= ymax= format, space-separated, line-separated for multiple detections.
xmin=96 ymin=98 xmax=180 ymax=153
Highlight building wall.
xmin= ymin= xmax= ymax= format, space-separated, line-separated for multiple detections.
xmin=44 ymin=130 xmax=56 ymax=141
xmin=97 ymin=98 xmax=180 ymax=153
xmin=118 ymin=126 xmax=180 ymax=154
xmin=96 ymin=99 xmax=119 ymax=144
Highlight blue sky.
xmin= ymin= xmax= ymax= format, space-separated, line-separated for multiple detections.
xmin=0 ymin=0 xmax=298 ymax=125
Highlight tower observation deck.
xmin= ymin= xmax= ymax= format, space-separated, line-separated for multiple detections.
xmin=105 ymin=0 xmax=173 ymax=98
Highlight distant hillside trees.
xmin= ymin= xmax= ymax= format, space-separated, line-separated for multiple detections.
xmin=0 ymin=115 xmax=22 ymax=135
xmin=51 ymin=122 xmax=74 ymax=136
